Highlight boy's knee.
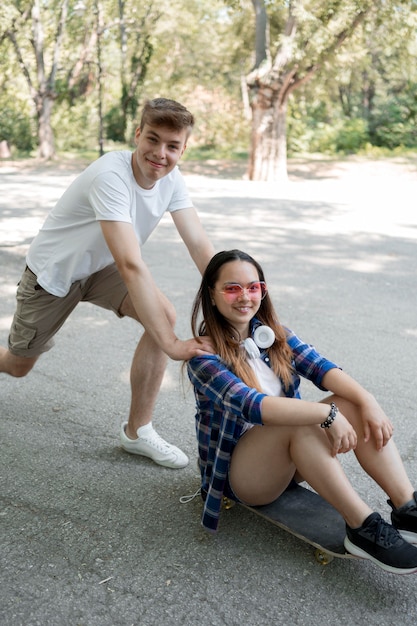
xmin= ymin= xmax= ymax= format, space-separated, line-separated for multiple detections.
xmin=7 ymin=355 xmax=36 ymax=378
xmin=10 ymin=365 xmax=33 ymax=378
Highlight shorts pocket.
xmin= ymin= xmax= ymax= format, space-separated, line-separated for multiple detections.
xmin=8 ymin=320 xmax=37 ymax=352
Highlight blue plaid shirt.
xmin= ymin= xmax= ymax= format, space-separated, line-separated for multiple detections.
xmin=187 ymin=319 xmax=339 ymax=532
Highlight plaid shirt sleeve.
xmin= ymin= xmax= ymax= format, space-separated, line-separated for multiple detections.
xmin=188 ymin=355 xmax=266 ymax=532
xmin=188 ymin=355 xmax=266 ymax=422
xmin=286 ymin=328 xmax=340 ymax=391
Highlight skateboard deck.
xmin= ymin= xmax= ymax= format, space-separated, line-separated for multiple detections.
xmin=225 ymin=484 xmax=355 ymax=564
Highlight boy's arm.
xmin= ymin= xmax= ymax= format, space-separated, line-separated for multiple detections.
xmin=100 ymin=220 xmax=212 ymax=360
xmin=171 ymin=207 xmax=215 ymax=274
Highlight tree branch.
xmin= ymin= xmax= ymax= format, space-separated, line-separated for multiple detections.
xmin=285 ymin=7 xmax=372 ymax=98
xmin=48 ymin=0 xmax=69 ymax=91
xmin=3 ymin=5 xmax=34 ymax=94
xmin=251 ymin=0 xmax=271 ymax=69
xmin=31 ymin=0 xmax=46 ymax=92
xmin=7 ymin=29 xmax=36 ymax=99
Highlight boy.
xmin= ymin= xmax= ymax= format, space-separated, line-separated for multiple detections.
xmin=0 ymin=98 xmax=215 ymax=469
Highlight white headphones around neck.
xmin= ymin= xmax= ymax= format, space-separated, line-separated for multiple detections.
xmin=242 ymin=325 xmax=275 ymax=359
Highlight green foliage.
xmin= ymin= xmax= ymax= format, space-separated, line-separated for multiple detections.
xmin=370 ymin=83 xmax=417 ymax=149
xmin=52 ymin=102 xmax=98 ymax=151
xmin=0 ymin=107 xmax=35 ymax=152
xmin=184 ymin=145 xmax=248 ymax=161
xmin=288 ymin=94 xmax=369 ymax=156
xmin=105 ymin=106 xmax=126 ymax=143
xmin=333 ymin=118 xmax=370 ymax=153
xmin=185 ymin=87 xmax=250 ymax=154
xmin=1 ymin=0 xmax=417 ymax=161
xmin=373 ymin=120 xmax=417 ymax=150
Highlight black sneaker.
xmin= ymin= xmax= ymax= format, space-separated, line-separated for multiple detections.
xmin=344 ymin=512 xmax=417 ymax=574
xmin=388 ymin=492 xmax=417 ymax=544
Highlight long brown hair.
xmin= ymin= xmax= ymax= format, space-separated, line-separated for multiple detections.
xmin=190 ymin=250 xmax=293 ymax=390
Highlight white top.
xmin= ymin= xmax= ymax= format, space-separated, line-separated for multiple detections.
xmin=26 ymin=151 xmax=192 ymax=296
xmin=249 ymin=357 xmax=282 ymax=396
xmin=240 ymin=357 xmax=282 ymax=436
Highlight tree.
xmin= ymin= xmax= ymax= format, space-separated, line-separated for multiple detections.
xmin=97 ymin=0 xmax=161 ymax=145
xmin=117 ymin=0 xmax=158 ymax=140
xmin=2 ymin=0 xmax=415 ymax=159
xmin=1 ymin=0 xmax=73 ymax=159
xmin=243 ymin=0 xmax=374 ymax=181
xmin=142 ymin=0 xmax=246 ymax=152
xmin=0 ymin=1 xmax=164 ymax=156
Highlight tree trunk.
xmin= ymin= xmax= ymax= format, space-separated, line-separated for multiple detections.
xmin=36 ymin=95 xmax=55 ymax=159
xmin=247 ymin=0 xmax=293 ymax=182
xmin=248 ymin=88 xmax=288 ymax=182
xmin=247 ymin=0 xmax=372 ymax=182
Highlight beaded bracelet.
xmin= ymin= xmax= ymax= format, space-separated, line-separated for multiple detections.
xmin=320 ymin=402 xmax=338 ymax=429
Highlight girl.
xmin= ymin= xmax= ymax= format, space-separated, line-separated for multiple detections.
xmin=187 ymin=249 xmax=417 ymax=574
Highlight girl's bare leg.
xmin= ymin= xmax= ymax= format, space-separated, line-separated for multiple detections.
xmin=229 ymin=423 xmax=372 ymax=529
xmin=322 ymin=396 xmax=415 ymax=509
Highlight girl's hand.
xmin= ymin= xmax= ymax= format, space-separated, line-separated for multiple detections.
xmin=360 ymin=397 xmax=393 ymax=451
xmin=325 ymin=412 xmax=357 ymax=457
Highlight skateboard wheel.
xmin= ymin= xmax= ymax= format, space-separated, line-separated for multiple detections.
xmin=314 ymin=549 xmax=334 ymax=565
xmin=222 ymin=497 xmax=236 ymax=510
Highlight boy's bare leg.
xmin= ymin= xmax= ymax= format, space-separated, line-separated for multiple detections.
xmin=119 ymin=289 xmax=175 ymax=438
xmin=117 ymin=290 xmax=188 ymax=468
xmin=0 ymin=346 xmax=37 ymax=377
xmin=125 ymin=331 xmax=167 ymax=439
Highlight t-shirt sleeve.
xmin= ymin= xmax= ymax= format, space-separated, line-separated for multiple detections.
xmin=166 ymin=169 xmax=193 ymax=212
xmin=88 ymin=171 xmax=132 ymax=223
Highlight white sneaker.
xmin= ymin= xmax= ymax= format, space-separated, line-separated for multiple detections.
xmin=120 ymin=422 xmax=189 ymax=469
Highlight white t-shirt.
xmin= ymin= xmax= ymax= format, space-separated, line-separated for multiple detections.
xmin=240 ymin=357 xmax=282 ymax=437
xmin=249 ymin=357 xmax=282 ymax=396
xmin=26 ymin=151 xmax=192 ymax=296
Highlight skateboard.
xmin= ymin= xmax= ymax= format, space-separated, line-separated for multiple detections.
xmin=223 ymin=483 xmax=355 ymax=564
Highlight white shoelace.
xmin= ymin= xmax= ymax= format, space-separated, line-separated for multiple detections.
xmin=141 ymin=430 xmax=174 ymax=453
xmin=179 ymin=488 xmax=201 ymax=504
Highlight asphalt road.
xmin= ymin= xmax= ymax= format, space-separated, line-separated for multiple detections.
xmin=1 ymin=157 xmax=417 ymax=626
